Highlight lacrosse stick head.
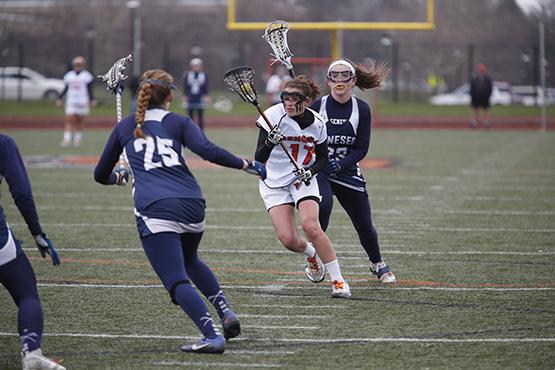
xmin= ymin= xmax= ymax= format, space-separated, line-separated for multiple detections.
xmin=223 ymin=66 xmax=259 ymax=105
xmin=97 ymin=54 xmax=133 ymax=95
xmin=263 ymin=20 xmax=294 ymax=71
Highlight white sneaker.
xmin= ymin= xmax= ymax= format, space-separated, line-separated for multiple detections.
xmin=304 ymin=251 xmax=325 ymax=283
xmin=22 ymin=349 xmax=65 ymax=370
xmin=370 ymin=260 xmax=397 ymax=284
xmin=60 ymin=140 xmax=70 ymax=148
xmin=331 ymin=280 xmax=351 ymax=299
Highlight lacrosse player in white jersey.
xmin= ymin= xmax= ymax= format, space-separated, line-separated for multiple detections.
xmin=56 ymin=56 xmax=97 ymax=147
xmin=254 ymin=76 xmax=351 ymax=298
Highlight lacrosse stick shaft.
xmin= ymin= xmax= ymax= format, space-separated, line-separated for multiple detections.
xmin=116 ymin=92 xmax=123 ymax=122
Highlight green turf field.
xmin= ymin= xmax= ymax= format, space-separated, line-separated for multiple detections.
xmin=0 ymin=128 xmax=554 ymax=369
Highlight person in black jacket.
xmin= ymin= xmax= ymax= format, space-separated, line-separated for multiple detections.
xmin=469 ymin=63 xmax=493 ymax=129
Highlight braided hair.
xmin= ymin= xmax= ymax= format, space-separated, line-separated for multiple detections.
xmin=134 ymin=69 xmax=174 ymax=139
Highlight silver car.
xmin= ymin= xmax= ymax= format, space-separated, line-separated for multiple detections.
xmin=0 ymin=67 xmax=65 ymax=101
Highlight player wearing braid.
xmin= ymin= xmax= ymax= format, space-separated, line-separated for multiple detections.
xmin=94 ymin=69 xmax=266 ymax=354
xmin=255 ymin=76 xmax=351 ymax=299
xmin=0 ymin=134 xmax=64 ymax=370
xmin=310 ymin=59 xmax=396 ymax=284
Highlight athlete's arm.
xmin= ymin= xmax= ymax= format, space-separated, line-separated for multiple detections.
xmin=307 ymin=141 xmax=328 ymax=175
xmin=94 ymin=126 xmax=123 ymax=185
xmin=338 ymin=101 xmax=371 ymax=170
xmin=0 ymin=136 xmax=43 ymax=236
xmin=254 ymin=127 xmax=275 ymax=163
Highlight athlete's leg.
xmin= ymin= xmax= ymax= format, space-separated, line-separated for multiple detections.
xmin=141 ymin=232 xmax=220 ymax=339
xmin=0 ymin=253 xmax=43 ymax=353
xmin=197 ymin=109 xmax=205 ymax=131
xmin=268 ymin=204 xmax=308 ymax=253
xmin=73 ymin=115 xmax=84 ymax=146
xmin=332 ymin=183 xmax=381 ymax=262
xmin=317 ymin=175 xmax=334 ymax=232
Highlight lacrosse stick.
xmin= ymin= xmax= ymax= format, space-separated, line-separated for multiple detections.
xmin=263 ymin=20 xmax=295 ymax=78
xmin=223 ymin=66 xmax=310 ymax=185
xmin=98 ymin=54 xmax=133 ymax=173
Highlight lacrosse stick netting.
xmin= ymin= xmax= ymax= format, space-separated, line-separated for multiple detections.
xmin=98 ymin=54 xmax=133 ymax=122
xmin=263 ymin=20 xmax=295 ymax=78
xmin=223 ymin=66 xmax=308 ymax=183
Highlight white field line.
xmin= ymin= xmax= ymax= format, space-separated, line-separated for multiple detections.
xmin=36 ymin=283 xmax=555 ymax=292
xmin=241 ymin=304 xmax=346 ymax=309
xmin=23 ymin=248 xmax=555 ymax=256
xmin=152 ymin=361 xmax=282 ymax=368
xmin=0 ymin=332 xmax=553 ymax=343
xmin=12 ymin=223 xmax=555 ymax=233
xmin=10 ymin=204 xmax=555 ymax=216
xmin=243 ymin=325 xmax=319 ymax=330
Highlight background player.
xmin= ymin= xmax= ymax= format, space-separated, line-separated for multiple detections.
xmin=0 ymin=134 xmax=64 ymax=370
xmin=94 ymin=69 xmax=265 ymax=354
xmin=181 ymin=58 xmax=210 ymax=131
xmin=254 ymin=76 xmax=351 ymax=298
xmin=310 ymin=59 xmax=396 ymax=284
xmin=56 ymin=56 xmax=97 ymax=147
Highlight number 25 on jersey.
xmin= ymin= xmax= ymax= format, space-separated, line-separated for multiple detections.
xmin=134 ymin=136 xmax=180 ymax=171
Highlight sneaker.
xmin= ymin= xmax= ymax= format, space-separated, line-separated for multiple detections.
xmin=60 ymin=140 xmax=70 ymax=148
xmin=221 ymin=311 xmax=241 ymax=340
xmin=304 ymin=251 xmax=325 ymax=283
xmin=370 ymin=260 xmax=397 ymax=284
xmin=22 ymin=349 xmax=66 ymax=370
xmin=180 ymin=335 xmax=225 ymax=354
xmin=331 ymin=280 xmax=351 ymax=299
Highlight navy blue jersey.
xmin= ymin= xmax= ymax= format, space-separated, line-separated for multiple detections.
xmin=94 ymin=109 xmax=243 ymax=213
xmin=310 ymin=95 xmax=371 ymax=192
xmin=0 ymin=134 xmax=42 ymax=248
xmin=183 ymin=71 xmax=208 ymax=108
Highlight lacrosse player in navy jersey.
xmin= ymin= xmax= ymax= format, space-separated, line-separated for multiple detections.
xmin=310 ymin=59 xmax=396 ymax=284
xmin=0 ymin=134 xmax=64 ymax=369
xmin=254 ymin=76 xmax=351 ymax=299
xmin=94 ymin=69 xmax=265 ymax=354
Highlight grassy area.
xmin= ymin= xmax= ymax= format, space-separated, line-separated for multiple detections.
xmin=0 ymin=89 xmax=553 ymax=117
xmin=0 ymin=128 xmax=553 ymax=369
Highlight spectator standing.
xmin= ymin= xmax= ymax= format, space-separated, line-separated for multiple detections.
xmin=469 ymin=63 xmax=493 ymax=129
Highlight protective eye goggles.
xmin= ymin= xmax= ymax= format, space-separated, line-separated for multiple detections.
xmin=327 ymin=70 xmax=354 ymax=83
xmin=280 ymin=91 xmax=306 ymax=102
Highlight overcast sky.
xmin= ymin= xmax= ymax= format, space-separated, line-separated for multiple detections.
xmin=514 ymin=0 xmax=541 ymax=12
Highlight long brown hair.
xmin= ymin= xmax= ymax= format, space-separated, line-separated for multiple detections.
xmin=329 ymin=59 xmax=389 ymax=90
xmin=134 ymin=69 xmax=174 ymax=138
xmin=283 ymin=75 xmax=322 ymax=103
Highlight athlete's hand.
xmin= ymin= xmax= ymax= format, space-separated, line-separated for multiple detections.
xmin=293 ymin=167 xmax=312 ymax=182
xmin=266 ymin=126 xmax=284 ymax=146
xmin=243 ymin=159 xmax=267 ymax=180
xmin=325 ymin=158 xmax=341 ymax=177
xmin=114 ymin=163 xmax=130 ymax=186
xmin=33 ymin=233 xmax=61 ymax=265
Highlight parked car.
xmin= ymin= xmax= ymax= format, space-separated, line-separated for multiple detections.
xmin=511 ymin=85 xmax=555 ymax=106
xmin=429 ymin=81 xmax=512 ymax=106
xmin=0 ymin=66 xmax=65 ymax=101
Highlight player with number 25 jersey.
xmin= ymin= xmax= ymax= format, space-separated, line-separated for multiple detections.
xmin=95 ymin=69 xmax=265 ymax=354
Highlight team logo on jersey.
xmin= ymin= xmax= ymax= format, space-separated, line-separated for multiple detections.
xmin=329 ymin=118 xmax=347 ymax=125
xmin=283 ymin=135 xmax=315 ymax=143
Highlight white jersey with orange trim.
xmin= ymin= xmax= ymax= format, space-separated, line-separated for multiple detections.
xmin=256 ymin=104 xmax=327 ymax=188
xmin=63 ymin=70 xmax=94 ymax=109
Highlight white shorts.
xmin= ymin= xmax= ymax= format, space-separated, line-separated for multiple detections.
xmin=65 ymin=102 xmax=90 ymax=116
xmin=259 ymin=177 xmax=322 ymax=211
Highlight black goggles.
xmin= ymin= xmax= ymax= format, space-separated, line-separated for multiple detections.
xmin=327 ymin=70 xmax=354 ymax=82
xmin=280 ymin=91 xmax=306 ymax=102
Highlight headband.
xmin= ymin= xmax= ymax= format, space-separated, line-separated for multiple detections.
xmin=140 ymin=78 xmax=176 ymax=90
xmin=327 ymin=60 xmax=355 ymax=75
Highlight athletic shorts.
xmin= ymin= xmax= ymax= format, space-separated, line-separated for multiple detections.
xmin=65 ymin=102 xmax=90 ymax=116
xmin=0 ymin=229 xmax=20 ymax=266
xmin=471 ymin=98 xmax=490 ymax=109
xmin=259 ymin=178 xmax=321 ymax=211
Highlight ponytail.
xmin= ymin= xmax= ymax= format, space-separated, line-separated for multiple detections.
xmin=134 ymin=82 xmax=151 ymax=139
